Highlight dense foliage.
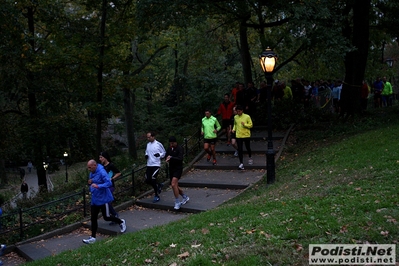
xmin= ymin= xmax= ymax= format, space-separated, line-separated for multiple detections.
xmin=0 ymin=0 xmax=398 ymax=189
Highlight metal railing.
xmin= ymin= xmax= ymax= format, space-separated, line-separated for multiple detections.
xmin=0 ymin=129 xmax=203 ymax=245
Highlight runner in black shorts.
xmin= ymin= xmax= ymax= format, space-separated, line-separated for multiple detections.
xmin=165 ymin=136 xmax=189 ymax=210
xmin=201 ymin=109 xmax=221 ymax=165
xmin=204 ymin=138 xmax=218 ymax=145
xmin=217 ymin=94 xmax=235 ymax=145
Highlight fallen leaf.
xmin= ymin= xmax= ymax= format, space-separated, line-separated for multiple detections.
xmin=170 ymin=243 xmax=177 ymax=248
xmin=145 ymin=258 xmax=152 ymax=263
xmin=201 ymin=228 xmax=210 ymax=234
xmin=380 ymin=231 xmax=389 ymax=236
xmin=191 ymin=244 xmax=201 ymax=248
xmin=177 ymin=251 xmax=190 ymax=259
xmin=340 ymin=225 xmax=348 ymax=233
xmin=259 ymin=231 xmax=272 ymax=239
xmin=294 ymin=243 xmax=303 ymax=252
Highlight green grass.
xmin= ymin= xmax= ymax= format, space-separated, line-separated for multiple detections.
xmin=25 ymin=110 xmax=399 ymax=265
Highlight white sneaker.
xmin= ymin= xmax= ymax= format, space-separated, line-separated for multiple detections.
xmin=234 ymin=151 xmax=238 ymax=157
xmin=248 ymin=158 xmax=253 ymax=165
xmin=120 ymin=219 xmax=126 ymax=233
xmin=0 ymin=244 xmax=5 ymax=255
xmin=174 ymin=201 xmax=182 ymax=210
xmin=181 ymin=196 xmax=190 ymax=205
xmin=82 ymin=236 xmax=96 ymax=244
xmin=238 ymin=163 xmax=244 ymax=170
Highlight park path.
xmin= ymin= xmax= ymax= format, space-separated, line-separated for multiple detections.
xmin=2 ymin=126 xmax=292 ymax=265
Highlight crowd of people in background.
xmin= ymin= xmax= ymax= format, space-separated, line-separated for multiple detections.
xmin=222 ymin=77 xmax=395 ymax=118
xmin=211 ymin=76 xmax=394 ymax=168
xmin=225 ymin=78 xmax=343 ymax=117
xmin=373 ymin=76 xmax=393 ymax=108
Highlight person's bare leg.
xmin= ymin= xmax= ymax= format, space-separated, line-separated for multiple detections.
xmin=211 ymin=144 xmax=216 ymax=159
xmin=171 ymin=177 xmax=183 ymax=198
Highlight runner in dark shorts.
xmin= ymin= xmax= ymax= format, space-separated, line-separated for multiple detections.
xmin=204 ymin=138 xmax=218 ymax=145
xmin=201 ymin=109 xmax=221 ymax=165
xmin=165 ymin=136 xmax=189 ymax=210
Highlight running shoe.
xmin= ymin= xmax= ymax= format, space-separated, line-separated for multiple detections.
xmin=153 ymin=196 xmax=160 ymax=203
xmin=174 ymin=201 xmax=182 ymax=210
xmin=157 ymin=183 xmax=164 ymax=194
xmin=0 ymin=245 xmax=4 ymax=266
xmin=213 ymin=159 xmax=217 ymax=165
xmin=234 ymin=151 xmax=238 ymax=157
xmin=0 ymin=244 xmax=5 ymax=256
xmin=181 ymin=196 xmax=190 ymax=205
xmin=206 ymin=154 xmax=211 ymax=161
xmin=120 ymin=219 xmax=126 ymax=233
xmin=238 ymin=163 xmax=244 ymax=170
xmin=248 ymin=158 xmax=253 ymax=165
xmin=82 ymin=237 xmax=96 ymax=244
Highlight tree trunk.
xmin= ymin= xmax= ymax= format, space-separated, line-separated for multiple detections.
xmin=26 ymin=6 xmax=47 ymax=192
xmin=96 ymin=0 xmax=107 ymax=155
xmin=123 ymin=86 xmax=137 ymax=159
xmin=341 ymin=0 xmax=371 ymax=117
xmin=239 ymin=21 xmax=253 ymax=85
xmin=0 ymin=159 xmax=6 ymax=185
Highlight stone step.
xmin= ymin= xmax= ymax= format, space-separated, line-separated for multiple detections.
xmin=135 ymin=169 xmax=264 ymax=213
xmin=135 ymin=187 xmax=244 ymax=213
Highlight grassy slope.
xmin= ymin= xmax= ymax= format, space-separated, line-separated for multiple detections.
xmin=26 ymin=111 xmax=399 ymax=266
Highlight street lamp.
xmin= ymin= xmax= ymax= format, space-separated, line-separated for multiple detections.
xmin=63 ymin=152 xmax=68 ymax=182
xmin=386 ymin=58 xmax=394 ymax=68
xmin=259 ymin=47 xmax=278 ymax=184
xmin=43 ymin=161 xmax=48 ymax=171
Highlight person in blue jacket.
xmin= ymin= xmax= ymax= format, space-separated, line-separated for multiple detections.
xmin=82 ymin=160 xmax=126 ymax=244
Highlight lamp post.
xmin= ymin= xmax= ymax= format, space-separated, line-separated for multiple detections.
xmin=259 ymin=47 xmax=278 ymax=184
xmin=64 ymin=152 xmax=68 ymax=182
xmin=386 ymin=58 xmax=394 ymax=68
xmin=43 ymin=160 xmax=49 ymax=181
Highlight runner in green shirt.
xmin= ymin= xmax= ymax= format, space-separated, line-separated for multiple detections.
xmin=201 ymin=109 xmax=221 ymax=165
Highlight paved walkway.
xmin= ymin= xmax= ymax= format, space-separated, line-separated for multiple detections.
xmin=8 ymin=167 xmax=40 ymax=209
xmin=1 ymin=127 xmax=291 ymax=265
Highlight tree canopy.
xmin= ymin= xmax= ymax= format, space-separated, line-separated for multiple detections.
xmin=1 ymin=0 xmax=398 ymax=188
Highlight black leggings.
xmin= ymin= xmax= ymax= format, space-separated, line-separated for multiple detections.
xmin=236 ymin=138 xmax=251 ymax=164
xmin=145 ymin=166 xmax=160 ymax=196
xmin=90 ymin=203 xmax=122 ymax=237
